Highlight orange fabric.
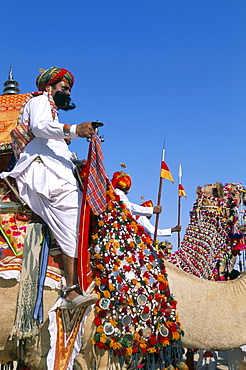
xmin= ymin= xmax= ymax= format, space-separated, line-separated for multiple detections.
xmin=54 ymin=307 xmax=86 ymax=370
xmin=0 ymin=93 xmax=30 ymax=145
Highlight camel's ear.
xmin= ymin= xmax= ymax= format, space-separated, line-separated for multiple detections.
xmin=216 ymin=182 xmax=223 ymax=198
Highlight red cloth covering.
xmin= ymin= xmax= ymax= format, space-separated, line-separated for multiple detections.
xmin=78 ymin=135 xmax=107 ymax=291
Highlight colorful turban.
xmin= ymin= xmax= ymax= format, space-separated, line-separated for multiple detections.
xmin=36 ymin=66 xmax=74 ymax=91
xmin=141 ymin=200 xmax=153 ymax=207
xmin=111 ymin=171 xmax=132 ymax=190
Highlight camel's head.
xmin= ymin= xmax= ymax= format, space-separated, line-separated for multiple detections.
xmin=196 ymin=182 xmax=244 ymax=222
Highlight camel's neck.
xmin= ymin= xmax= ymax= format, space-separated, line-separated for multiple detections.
xmin=165 ymin=260 xmax=246 ymax=350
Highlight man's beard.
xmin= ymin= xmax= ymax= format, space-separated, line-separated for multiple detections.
xmin=53 ymin=91 xmax=76 ymax=111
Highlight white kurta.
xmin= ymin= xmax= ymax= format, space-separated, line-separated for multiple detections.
xmin=114 ymin=188 xmax=172 ymax=237
xmin=114 ymin=188 xmax=154 ymax=217
xmin=136 ymin=216 xmax=172 ymax=237
xmin=1 ymin=93 xmax=81 ymax=258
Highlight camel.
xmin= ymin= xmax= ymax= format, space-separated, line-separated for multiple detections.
xmin=75 ymin=261 xmax=246 ymax=370
xmin=0 ymin=181 xmax=245 ymax=369
xmin=1 ymin=90 xmax=245 ymax=369
xmin=1 ymin=263 xmax=246 ymax=369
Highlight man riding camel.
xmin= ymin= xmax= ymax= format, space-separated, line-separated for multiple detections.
xmin=1 ymin=66 xmax=98 ymax=309
xmin=137 ymin=199 xmax=181 ymax=237
xmin=111 ymin=169 xmax=181 ymax=237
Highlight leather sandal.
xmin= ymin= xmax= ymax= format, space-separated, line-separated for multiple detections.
xmin=60 ymin=293 xmax=98 ymax=310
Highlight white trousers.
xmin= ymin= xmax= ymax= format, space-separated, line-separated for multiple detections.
xmin=16 ymin=161 xmax=82 ymax=258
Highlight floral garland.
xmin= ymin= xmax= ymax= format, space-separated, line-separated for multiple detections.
xmin=90 ymin=186 xmax=184 ymax=368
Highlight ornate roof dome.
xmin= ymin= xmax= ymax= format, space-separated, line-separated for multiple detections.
xmin=2 ymin=66 xmax=20 ymax=95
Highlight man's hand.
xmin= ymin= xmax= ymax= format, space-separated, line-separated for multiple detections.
xmin=171 ymin=225 xmax=182 ymax=233
xmin=76 ymin=122 xmax=94 ymax=138
xmin=153 ymin=205 xmax=162 ymax=214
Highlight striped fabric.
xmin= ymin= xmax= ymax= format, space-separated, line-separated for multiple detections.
xmin=86 ymin=135 xmax=108 ymax=215
xmin=11 ymin=117 xmax=35 ymax=158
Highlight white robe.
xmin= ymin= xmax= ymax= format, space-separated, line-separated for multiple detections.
xmin=114 ymin=188 xmax=154 ymax=217
xmin=114 ymin=188 xmax=172 ymax=237
xmin=136 ymin=216 xmax=172 ymax=237
xmin=1 ymin=93 xmax=81 ymax=258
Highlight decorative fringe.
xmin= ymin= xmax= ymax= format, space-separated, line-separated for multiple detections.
xmin=10 ymin=280 xmax=41 ymax=338
xmin=91 ymin=341 xmax=183 ymax=369
xmin=10 ymin=223 xmax=42 ymax=339
xmin=0 ymin=362 xmax=14 ymax=370
xmin=139 ymin=341 xmax=183 ymax=370
xmin=133 ymin=353 xmax=139 ymax=369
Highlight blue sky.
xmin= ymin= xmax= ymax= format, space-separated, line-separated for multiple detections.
xmin=1 ymin=1 xmax=246 ymax=251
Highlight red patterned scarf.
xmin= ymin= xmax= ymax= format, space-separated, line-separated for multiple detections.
xmin=77 ymin=135 xmax=107 ymax=291
xmin=86 ymin=135 xmax=108 ymax=215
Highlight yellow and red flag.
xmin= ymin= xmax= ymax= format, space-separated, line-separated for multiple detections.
xmin=153 ymin=146 xmax=174 ymax=243
xmin=160 ymin=160 xmax=174 ymax=183
xmin=178 ymin=183 xmax=187 ymax=198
